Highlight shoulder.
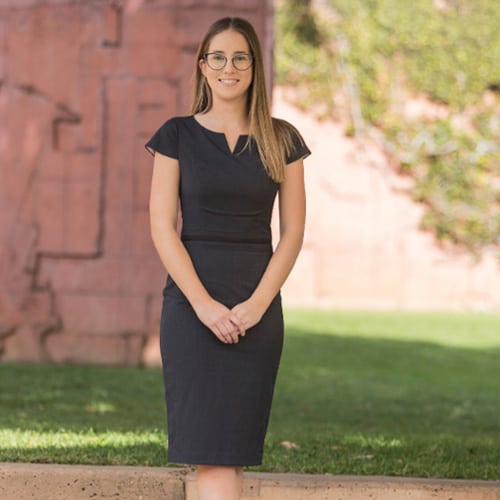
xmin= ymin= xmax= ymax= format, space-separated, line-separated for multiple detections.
xmin=145 ymin=116 xmax=193 ymax=159
xmin=157 ymin=115 xmax=192 ymax=132
xmin=152 ymin=115 xmax=195 ymax=142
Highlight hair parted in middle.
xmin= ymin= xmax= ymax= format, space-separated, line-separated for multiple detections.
xmin=192 ymin=17 xmax=302 ymax=183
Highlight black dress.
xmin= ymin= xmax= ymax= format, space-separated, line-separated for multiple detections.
xmin=145 ymin=115 xmax=310 ymax=466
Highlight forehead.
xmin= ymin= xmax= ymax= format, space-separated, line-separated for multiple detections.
xmin=208 ymin=29 xmax=249 ymax=52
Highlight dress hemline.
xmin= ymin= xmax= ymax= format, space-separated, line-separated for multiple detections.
xmin=167 ymin=450 xmax=263 ymax=467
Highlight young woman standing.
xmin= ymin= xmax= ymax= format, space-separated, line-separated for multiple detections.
xmin=146 ymin=17 xmax=310 ymax=500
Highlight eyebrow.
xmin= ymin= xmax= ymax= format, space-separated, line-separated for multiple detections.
xmin=210 ymin=50 xmax=249 ymax=54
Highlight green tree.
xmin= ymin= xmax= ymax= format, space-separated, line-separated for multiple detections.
xmin=276 ymin=0 xmax=500 ymax=256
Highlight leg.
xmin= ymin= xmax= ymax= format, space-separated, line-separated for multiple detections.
xmin=196 ymin=465 xmax=243 ymax=500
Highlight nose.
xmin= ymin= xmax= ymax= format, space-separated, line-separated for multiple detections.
xmin=221 ymin=62 xmax=236 ymax=74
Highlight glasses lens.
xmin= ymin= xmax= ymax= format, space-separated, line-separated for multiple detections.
xmin=233 ymin=54 xmax=252 ymax=70
xmin=206 ymin=53 xmax=226 ymax=70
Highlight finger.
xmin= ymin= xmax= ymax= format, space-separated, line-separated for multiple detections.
xmin=229 ymin=315 xmax=245 ymax=336
xmin=219 ymin=312 xmax=241 ymax=342
xmin=218 ymin=321 xmax=237 ymax=344
xmin=225 ymin=321 xmax=240 ymax=343
xmin=212 ymin=325 xmax=229 ymax=344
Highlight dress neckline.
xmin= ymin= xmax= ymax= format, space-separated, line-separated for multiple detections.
xmin=190 ymin=115 xmax=248 ymax=155
xmin=190 ymin=115 xmax=249 ymax=138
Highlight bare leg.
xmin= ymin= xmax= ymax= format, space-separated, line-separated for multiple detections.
xmin=196 ymin=465 xmax=243 ymax=500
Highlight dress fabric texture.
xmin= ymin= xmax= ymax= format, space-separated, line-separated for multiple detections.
xmin=145 ymin=115 xmax=310 ymax=466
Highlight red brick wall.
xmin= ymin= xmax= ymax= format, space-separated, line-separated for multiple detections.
xmin=0 ymin=0 xmax=273 ymax=365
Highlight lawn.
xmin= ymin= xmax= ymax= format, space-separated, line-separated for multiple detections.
xmin=1 ymin=309 xmax=499 ymax=479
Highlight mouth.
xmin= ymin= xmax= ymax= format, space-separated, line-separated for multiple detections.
xmin=218 ymin=78 xmax=239 ymax=86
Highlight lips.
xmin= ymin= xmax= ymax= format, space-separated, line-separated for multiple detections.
xmin=218 ymin=79 xmax=239 ymax=86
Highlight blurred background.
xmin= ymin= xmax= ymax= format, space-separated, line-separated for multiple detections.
xmin=1 ymin=0 xmax=499 ymax=366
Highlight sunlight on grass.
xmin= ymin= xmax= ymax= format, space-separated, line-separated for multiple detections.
xmin=0 ymin=429 xmax=166 ymax=450
xmin=284 ymin=309 xmax=500 ymax=349
xmin=85 ymin=401 xmax=115 ymax=414
xmin=343 ymin=434 xmax=403 ymax=449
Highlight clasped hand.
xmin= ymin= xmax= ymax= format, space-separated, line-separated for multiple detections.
xmin=194 ymin=297 xmax=265 ymax=344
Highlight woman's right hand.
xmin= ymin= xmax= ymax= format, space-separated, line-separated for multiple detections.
xmin=193 ymin=297 xmax=246 ymax=344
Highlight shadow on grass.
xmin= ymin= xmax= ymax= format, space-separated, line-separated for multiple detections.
xmin=1 ymin=327 xmax=499 ymax=476
xmin=271 ymin=327 xmax=500 ymax=439
xmin=260 ymin=327 xmax=500 ymax=477
xmin=0 ymin=363 xmax=168 ymax=465
xmin=0 ymin=363 xmax=166 ymax=433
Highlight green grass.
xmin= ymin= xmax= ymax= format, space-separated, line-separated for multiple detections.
xmin=1 ymin=309 xmax=499 ymax=479
xmin=263 ymin=310 xmax=500 ymax=479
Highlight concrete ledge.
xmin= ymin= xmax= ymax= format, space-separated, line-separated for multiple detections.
xmin=1 ymin=462 xmax=499 ymax=500
xmin=0 ymin=463 xmax=186 ymax=500
xmin=189 ymin=472 xmax=500 ymax=500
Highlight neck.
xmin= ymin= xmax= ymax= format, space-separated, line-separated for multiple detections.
xmin=203 ymin=96 xmax=249 ymax=132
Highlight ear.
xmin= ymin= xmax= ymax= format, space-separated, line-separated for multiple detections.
xmin=199 ymin=58 xmax=207 ymax=77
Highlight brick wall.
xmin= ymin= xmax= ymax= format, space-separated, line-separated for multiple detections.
xmin=0 ymin=0 xmax=273 ymax=365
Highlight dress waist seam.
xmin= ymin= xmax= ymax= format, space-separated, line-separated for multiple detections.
xmin=181 ymin=233 xmax=271 ymax=245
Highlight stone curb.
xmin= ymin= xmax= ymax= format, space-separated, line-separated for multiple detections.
xmin=0 ymin=462 xmax=499 ymax=500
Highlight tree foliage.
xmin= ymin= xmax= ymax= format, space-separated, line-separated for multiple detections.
xmin=276 ymin=0 xmax=500 ymax=256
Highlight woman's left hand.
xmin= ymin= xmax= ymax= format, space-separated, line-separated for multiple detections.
xmin=230 ymin=298 xmax=266 ymax=333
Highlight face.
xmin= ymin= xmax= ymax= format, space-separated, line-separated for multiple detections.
xmin=199 ymin=29 xmax=253 ymax=105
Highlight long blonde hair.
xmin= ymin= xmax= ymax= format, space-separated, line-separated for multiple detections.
xmin=191 ymin=17 xmax=298 ymax=183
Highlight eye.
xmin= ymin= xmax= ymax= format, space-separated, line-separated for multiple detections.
xmin=234 ymin=54 xmax=249 ymax=62
xmin=212 ymin=53 xmax=225 ymax=61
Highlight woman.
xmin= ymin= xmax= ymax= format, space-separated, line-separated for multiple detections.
xmin=146 ymin=16 xmax=310 ymax=500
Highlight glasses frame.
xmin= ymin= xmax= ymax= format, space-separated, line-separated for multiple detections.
xmin=203 ymin=52 xmax=253 ymax=71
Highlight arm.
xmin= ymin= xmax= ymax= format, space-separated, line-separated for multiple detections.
xmin=149 ymin=152 xmax=244 ymax=343
xmin=230 ymin=158 xmax=306 ymax=328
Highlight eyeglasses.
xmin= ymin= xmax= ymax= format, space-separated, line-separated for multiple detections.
xmin=203 ymin=52 xmax=253 ymax=71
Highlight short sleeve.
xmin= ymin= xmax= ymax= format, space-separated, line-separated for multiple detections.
xmin=285 ymin=126 xmax=311 ymax=165
xmin=144 ymin=118 xmax=179 ymax=159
